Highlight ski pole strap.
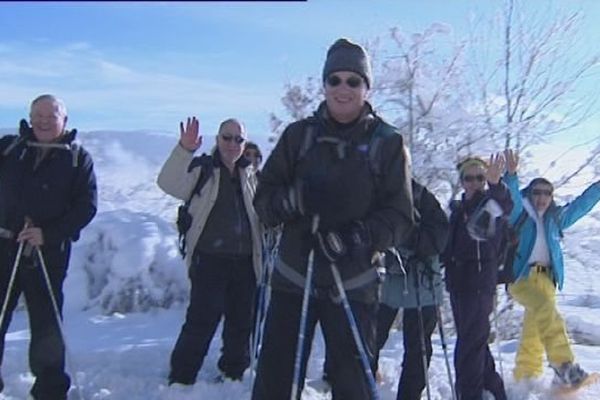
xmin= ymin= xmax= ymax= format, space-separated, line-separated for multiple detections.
xmin=275 ymin=259 xmax=379 ymax=294
xmin=2 ymin=136 xmax=25 ymax=157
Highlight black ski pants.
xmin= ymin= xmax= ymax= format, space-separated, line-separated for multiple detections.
xmin=450 ymin=291 xmax=506 ymax=400
xmin=252 ymin=289 xmax=378 ymax=400
xmin=169 ymin=252 xmax=256 ymax=384
xmin=374 ymin=303 xmax=437 ymax=400
xmin=0 ymin=244 xmax=70 ymax=400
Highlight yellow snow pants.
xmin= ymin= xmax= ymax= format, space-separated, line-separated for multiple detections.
xmin=508 ymin=266 xmax=574 ymax=380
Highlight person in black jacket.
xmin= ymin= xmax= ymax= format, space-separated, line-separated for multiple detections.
xmin=243 ymin=141 xmax=263 ymax=174
xmin=441 ymin=155 xmax=512 ymax=400
xmin=0 ymin=94 xmax=97 ymax=400
xmin=375 ymin=179 xmax=449 ymax=400
xmin=251 ymin=38 xmax=414 ymax=400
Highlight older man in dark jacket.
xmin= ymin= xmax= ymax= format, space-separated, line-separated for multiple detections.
xmin=0 ymin=94 xmax=97 ymax=400
xmin=252 ymin=38 xmax=414 ymax=400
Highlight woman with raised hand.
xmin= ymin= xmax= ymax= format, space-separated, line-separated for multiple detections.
xmin=442 ymin=153 xmax=512 ymax=400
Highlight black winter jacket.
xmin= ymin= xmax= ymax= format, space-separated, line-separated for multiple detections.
xmin=254 ymin=102 xmax=414 ymax=303
xmin=442 ymin=182 xmax=513 ymax=294
xmin=0 ymin=130 xmax=97 ymax=269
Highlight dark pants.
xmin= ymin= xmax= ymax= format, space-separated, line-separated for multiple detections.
xmin=373 ymin=303 xmax=437 ymax=400
xmin=169 ymin=252 xmax=256 ymax=384
xmin=450 ymin=291 xmax=506 ymax=400
xmin=0 ymin=249 xmax=70 ymax=400
xmin=252 ymin=289 xmax=378 ymax=400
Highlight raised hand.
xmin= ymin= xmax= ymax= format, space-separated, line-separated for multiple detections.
xmin=179 ymin=117 xmax=202 ymax=152
xmin=486 ymin=152 xmax=505 ymax=185
xmin=504 ymin=148 xmax=519 ymax=175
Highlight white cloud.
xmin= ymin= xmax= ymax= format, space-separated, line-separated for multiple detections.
xmin=0 ymin=41 xmax=280 ymax=132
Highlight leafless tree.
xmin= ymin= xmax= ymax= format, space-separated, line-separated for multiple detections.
xmin=469 ymin=0 xmax=600 ymax=186
xmin=269 ymin=0 xmax=600 ymax=197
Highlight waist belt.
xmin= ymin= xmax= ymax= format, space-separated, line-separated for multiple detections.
xmin=530 ymin=263 xmax=550 ymax=274
xmin=275 ymin=258 xmax=379 ymax=298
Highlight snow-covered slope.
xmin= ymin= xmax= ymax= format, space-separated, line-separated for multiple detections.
xmin=1 ymin=129 xmax=599 ymax=399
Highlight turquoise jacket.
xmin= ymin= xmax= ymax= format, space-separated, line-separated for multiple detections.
xmin=504 ymin=173 xmax=600 ymax=290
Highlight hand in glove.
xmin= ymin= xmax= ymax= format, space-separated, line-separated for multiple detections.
xmin=317 ymin=220 xmax=371 ymax=263
xmin=272 ymin=184 xmax=304 ymax=222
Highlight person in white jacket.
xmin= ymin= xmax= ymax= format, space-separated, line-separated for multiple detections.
xmin=157 ymin=117 xmax=263 ymax=386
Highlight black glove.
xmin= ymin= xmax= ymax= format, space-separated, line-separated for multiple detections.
xmin=317 ymin=220 xmax=371 ymax=263
xmin=271 ymin=184 xmax=304 ymax=222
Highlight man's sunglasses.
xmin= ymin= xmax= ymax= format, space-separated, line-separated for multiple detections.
xmin=326 ymin=75 xmax=363 ymax=88
xmin=531 ymin=188 xmax=553 ymax=196
xmin=220 ymin=134 xmax=246 ymax=144
xmin=462 ymin=174 xmax=486 ymax=183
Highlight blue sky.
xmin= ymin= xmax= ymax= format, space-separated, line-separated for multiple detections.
xmin=1 ymin=0 xmax=599 ymax=151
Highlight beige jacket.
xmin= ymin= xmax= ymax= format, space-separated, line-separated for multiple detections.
xmin=157 ymin=143 xmax=263 ymax=282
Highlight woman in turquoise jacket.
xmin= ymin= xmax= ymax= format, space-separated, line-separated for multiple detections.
xmin=504 ymin=149 xmax=600 ymax=387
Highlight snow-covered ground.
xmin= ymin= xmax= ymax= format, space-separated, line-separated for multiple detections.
xmin=1 ymin=130 xmax=600 ymax=399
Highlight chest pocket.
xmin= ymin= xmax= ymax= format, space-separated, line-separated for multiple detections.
xmin=296 ymin=136 xmax=374 ymax=230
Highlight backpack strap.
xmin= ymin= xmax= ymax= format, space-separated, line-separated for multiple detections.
xmin=2 ymin=119 xmax=35 ymax=157
xmin=185 ymin=154 xmax=214 ymax=204
xmin=2 ymin=137 xmax=25 ymax=157
xmin=297 ymin=117 xmax=319 ymax=162
xmin=67 ymin=129 xmax=80 ymax=167
xmin=176 ymin=154 xmax=215 ymax=258
xmin=297 ymin=116 xmax=396 ymax=180
xmin=411 ymin=180 xmax=425 ymax=223
xmin=70 ymin=142 xmax=80 ymax=167
xmin=366 ymin=121 xmax=399 ymax=192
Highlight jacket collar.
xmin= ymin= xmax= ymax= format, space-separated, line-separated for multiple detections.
xmin=212 ymin=148 xmax=251 ymax=170
xmin=314 ymin=101 xmax=378 ymax=139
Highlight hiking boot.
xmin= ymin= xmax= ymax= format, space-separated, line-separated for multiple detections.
xmin=551 ymin=362 xmax=588 ymax=386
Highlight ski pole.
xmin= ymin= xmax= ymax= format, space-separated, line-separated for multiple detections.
xmin=35 ymin=245 xmax=85 ymax=400
xmin=430 ymin=274 xmax=457 ymax=400
xmin=0 ymin=225 xmax=28 ymax=331
xmin=329 ymin=262 xmax=379 ymax=400
xmin=290 ymin=215 xmax=319 ymax=400
xmin=251 ymin=228 xmax=278 ymax=375
xmin=413 ymin=265 xmax=432 ymax=400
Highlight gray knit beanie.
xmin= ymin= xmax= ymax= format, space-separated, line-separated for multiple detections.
xmin=322 ymin=38 xmax=372 ymax=88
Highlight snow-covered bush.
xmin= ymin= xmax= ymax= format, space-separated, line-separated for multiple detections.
xmin=66 ymin=209 xmax=189 ymax=314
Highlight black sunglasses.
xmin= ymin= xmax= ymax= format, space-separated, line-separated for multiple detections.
xmin=532 ymin=188 xmax=553 ymax=196
xmin=462 ymin=174 xmax=486 ymax=183
xmin=220 ymin=134 xmax=246 ymax=144
xmin=326 ymin=75 xmax=363 ymax=88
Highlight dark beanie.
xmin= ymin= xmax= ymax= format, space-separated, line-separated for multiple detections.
xmin=322 ymin=38 xmax=372 ymax=88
